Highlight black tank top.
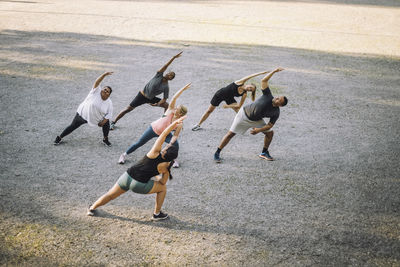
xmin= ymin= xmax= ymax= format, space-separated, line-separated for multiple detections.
xmin=126 ymin=154 xmax=168 ymax=183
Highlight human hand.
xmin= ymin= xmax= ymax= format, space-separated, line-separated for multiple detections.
xmin=174 ymin=51 xmax=183 ymax=59
xmin=250 ymin=128 xmax=259 ymax=135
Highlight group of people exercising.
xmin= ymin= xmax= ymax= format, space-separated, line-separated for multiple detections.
xmin=53 ymin=51 xmax=288 ymax=221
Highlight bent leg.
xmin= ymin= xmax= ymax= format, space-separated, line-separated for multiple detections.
xmin=90 ymin=183 xmax=127 ymax=210
xmin=263 ymin=130 xmax=274 ymax=150
xmin=159 ymin=101 xmax=169 ymax=112
xmin=147 ymin=181 xmax=167 ymax=214
xmin=198 ymin=105 xmax=216 ymax=126
xmin=102 ymin=120 xmax=110 ymax=138
xmin=60 ymin=113 xmax=87 ymax=138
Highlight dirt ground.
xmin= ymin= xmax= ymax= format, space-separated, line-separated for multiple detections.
xmin=1 ymin=0 xmax=399 ymax=266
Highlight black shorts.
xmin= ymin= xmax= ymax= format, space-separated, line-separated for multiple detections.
xmin=210 ymin=91 xmax=236 ymax=107
xmin=129 ymin=92 xmax=161 ymax=108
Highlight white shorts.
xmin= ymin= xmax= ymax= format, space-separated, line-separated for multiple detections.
xmin=229 ymin=107 xmax=266 ymax=134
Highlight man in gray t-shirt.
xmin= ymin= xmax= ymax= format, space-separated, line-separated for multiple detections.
xmin=214 ymin=68 xmax=288 ymax=163
xmin=111 ymin=51 xmax=182 ymax=129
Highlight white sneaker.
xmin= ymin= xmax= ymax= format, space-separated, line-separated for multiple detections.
xmin=192 ymin=124 xmax=201 ymax=131
xmin=118 ymin=153 xmax=127 ymax=164
xmin=172 ymin=161 xmax=180 ymax=168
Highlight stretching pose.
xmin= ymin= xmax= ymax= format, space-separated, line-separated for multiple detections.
xmin=191 ymin=71 xmax=269 ymax=131
xmin=54 ymin=72 xmax=113 ymax=146
xmin=118 ymin=83 xmax=191 ymax=166
xmin=88 ymin=116 xmax=186 ymax=221
xmin=214 ymin=68 xmax=288 ymax=163
xmin=110 ymin=51 xmax=183 ymax=130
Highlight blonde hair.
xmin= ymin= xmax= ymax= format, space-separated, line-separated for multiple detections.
xmin=177 ymin=105 xmax=187 ymax=116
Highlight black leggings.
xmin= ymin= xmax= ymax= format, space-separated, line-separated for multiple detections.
xmin=60 ymin=113 xmax=110 ymax=138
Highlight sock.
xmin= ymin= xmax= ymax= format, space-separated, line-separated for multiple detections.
xmin=216 ymin=148 xmax=221 ymax=154
xmin=154 ymin=212 xmax=160 ymax=216
xmin=262 ymin=147 xmax=268 ymax=153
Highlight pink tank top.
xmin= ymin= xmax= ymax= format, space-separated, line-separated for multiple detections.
xmin=151 ymin=112 xmax=175 ymax=135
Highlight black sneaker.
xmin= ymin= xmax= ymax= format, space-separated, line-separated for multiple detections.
xmin=54 ymin=136 xmax=62 ymax=145
xmin=152 ymin=211 xmax=169 ymax=221
xmin=214 ymin=152 xmax=222 ymax=163
xmin=103 ymin=138 xmax=111 ymax=147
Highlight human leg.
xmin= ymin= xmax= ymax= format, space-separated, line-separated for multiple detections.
xmin=89 ymin=182 xmax=127 ymax=211
xmin=59 ymin=113 xmax=87 ymax=139
xmin=147 ymin=181 xmax=167 ymax=215
xmin=259 ymin=130 xmax=274 ymax=160
xmin=112 ymin=105 xmax=134 ymax=125
xmin=192 ymin=105 xmax=216 ymax=130
xmin=126 ymin=126 xmax=158 ymax=155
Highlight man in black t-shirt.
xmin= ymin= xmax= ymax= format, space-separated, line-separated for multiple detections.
xmin=214 ymin=68 xmax=288 ymax=163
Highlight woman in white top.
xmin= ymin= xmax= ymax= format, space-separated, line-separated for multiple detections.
xmin=54 ymin=72 xmax=114 ymax=146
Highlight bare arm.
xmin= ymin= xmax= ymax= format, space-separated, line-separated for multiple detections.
xmin=168 ymin=123 xmax=183 ymax=145
xmin=223 ymin=92 xmax=247 ymax=109
xmin=156 ymin=168 xmax=170 ymax=185
xmin=167 ymin=83 xmax=191 ymax=110
xmin=158 ymin=51 xmax=183 ymax=73
xmin=250 ymin=122 xmax=274 ymax=135
xmin=147 ymin=115 xmax=187 ymax=158
xmin=261 ymin=68 xmax=284 ymax=89
xmin=235 ymin=71 xmax=269 ymax=85
xmin=93 ymin=72 xmax=113 ymax=89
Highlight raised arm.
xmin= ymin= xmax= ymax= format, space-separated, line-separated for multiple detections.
xmin=147 ymin=115 xmax=187 ymax=158
xmin=167 ymin=83 xmax=191 ymax=111
xmin=93 ymin=72 xmax=113 ymax=89
xmin=261 ymin=68 xmax=284 ymax=89
xmin=235 ymin=71 xmax=269 ymax=85
xmin=158 ymin=51 xmax=183 ymax=73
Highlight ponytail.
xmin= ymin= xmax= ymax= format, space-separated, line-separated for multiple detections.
xmin=167 ymin=161 xmax=174 ymax=180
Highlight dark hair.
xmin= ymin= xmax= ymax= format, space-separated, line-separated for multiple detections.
xmin=164 ymin=145 xmax=179 ymax=162
xmin=282 ymin=96 xmax=288 ymax=106
xmin=167 ymin=161 xmax=174 ymax=180
xmin=103 ymin=86 xmax=112 ymax=94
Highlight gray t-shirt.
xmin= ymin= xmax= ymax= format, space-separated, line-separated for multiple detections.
xmin=142 ymin=72 xmax=169 ymax=100
xmin=243 ymin=87 xmax=280 ymax=124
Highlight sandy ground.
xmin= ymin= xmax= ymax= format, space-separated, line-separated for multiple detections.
xmin=1 ymin=0 xmax=399 ymax=266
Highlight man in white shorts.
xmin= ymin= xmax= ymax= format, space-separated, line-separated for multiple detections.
xmin=213 ymin=68 xmax=288 ymax=163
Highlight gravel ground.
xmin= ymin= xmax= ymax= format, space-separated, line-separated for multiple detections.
xmin=1 ymin=1 xmax=399 ymax=266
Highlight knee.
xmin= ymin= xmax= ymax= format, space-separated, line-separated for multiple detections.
xmin=126 ymin=106 xmax=134 ymax=112
xmin=265 ymin=130 xmax=274 ymax=137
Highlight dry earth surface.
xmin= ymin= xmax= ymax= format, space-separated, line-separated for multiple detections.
xmin=1 ymin=0 xmax=399 ymax=266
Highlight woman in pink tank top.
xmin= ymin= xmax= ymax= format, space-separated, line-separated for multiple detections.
xmin=118 ymin=83 xmax=191 ymax=165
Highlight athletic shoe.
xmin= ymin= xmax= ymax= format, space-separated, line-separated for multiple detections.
xmin=87 ymin=206 xmax=95 ymax=216
xmin=214 ymin=153 xmax=222 ymax=163
xmin=152 ymin=211 xmax=169 ymax=221
xmin=172 ymin=161 xmax=180 ymax=168
xmin=118 ymin=153 xmax=127 ymax=164
xmin=259 ymin=151 xmax=274 ymax=161
xmin=192 ymin=124 xmax=201 ymax=131
xmin=103 ymin=138 xmax=112 ymax=147
xmin=54 ymin=136 xmax=62 ymax=145
xmin=110 ymin=122 xmax=115 ymax=130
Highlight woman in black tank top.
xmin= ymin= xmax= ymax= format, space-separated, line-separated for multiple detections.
xmin=191 ymin=70 xmax=269 ymax=131
xmin=88 ymin=116 xmax=187 ymax=221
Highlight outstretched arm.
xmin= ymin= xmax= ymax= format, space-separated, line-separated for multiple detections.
xmin=93 ymin=72 xmax=113 ymax=89
xmin=167 ymin=83 xmax=191 ymax=111
xmin=235 ymin=71 xmax=269 ymax=85
xmin=147 ymin=115 xmax=187 ymax=158
xmin=158 ymin=51 xmax=183 ymax=73
xmin=261 ymin=68 xmax=284 ymax=89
